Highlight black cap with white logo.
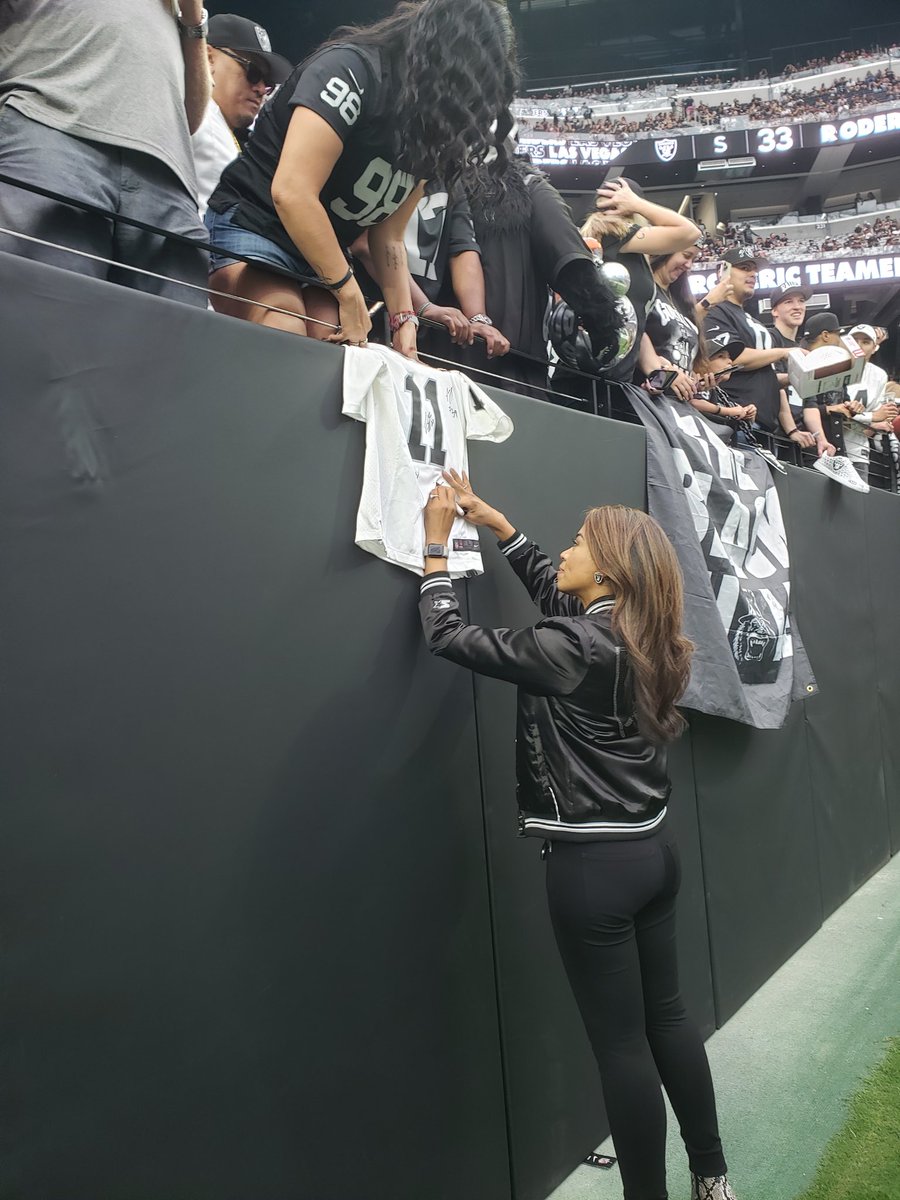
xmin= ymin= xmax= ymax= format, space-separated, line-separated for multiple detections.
xmin=703 ymin=329 xmax=746 ymax=360
xmin=769 ymin=283 xmax=811 ymax=307
xmin=722 ymin=248 xmax=767 ymax=269
xmin=207 ymin=14 xmax=292 ymax=84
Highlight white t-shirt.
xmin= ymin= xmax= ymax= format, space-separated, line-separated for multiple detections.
xmin=342 ymin=345 xmax=514 ymax=577
xmin=844 ymin=360 xmax=888 ymax=463
xmin=191 ymin=100 xmax=239 ymax=218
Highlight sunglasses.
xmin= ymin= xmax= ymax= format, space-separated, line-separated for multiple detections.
xmin=218 ymin=47 xmax=273 ymax=92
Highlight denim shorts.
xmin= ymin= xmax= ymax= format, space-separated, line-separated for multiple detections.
xmin=204 ymin=204 xmax=311 ymax=279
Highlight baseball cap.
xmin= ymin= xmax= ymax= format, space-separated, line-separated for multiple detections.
xmin=703 ymin=330 xmax=746 ymax=360
xmin=722 ymin=248 xmax=767 ymax=269
xmin=769 ymin=283 xmax=811 ymax=307
xmin=802 ymin=312 xmax=840 ymax=340
xmin=207 ymin=15 xmax=293 ymax=84
xmin=848 ymin=323 xmax=877 ymax=342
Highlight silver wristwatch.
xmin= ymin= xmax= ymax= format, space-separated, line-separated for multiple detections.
xmin=177 ymin=6 xmax=209 ymax=37
xmin=425 ymin=543 xmax=449 ymax=559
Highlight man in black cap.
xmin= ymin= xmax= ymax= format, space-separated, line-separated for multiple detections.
xmin=769 ymin=282 xmax=809 ymax=352
xmin=192 ymin=15 xmax=292 ymax=217
xmin=769 ymin=285 xmax=836 ymax=456
xmin=701 ymin=250 xmax=816 ymax=449
xmin=800 ymin=311 xmax=843 ymax=349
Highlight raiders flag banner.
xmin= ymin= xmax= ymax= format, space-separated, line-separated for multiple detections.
xmin=624 ymin=384 xmax=818 ymax=729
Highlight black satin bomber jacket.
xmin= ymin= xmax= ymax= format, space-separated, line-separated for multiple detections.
xmin=418 ymin=531 xmax=671 ymax=841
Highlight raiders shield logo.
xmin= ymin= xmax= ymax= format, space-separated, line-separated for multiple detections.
xmin=254 ymin=24 xmax=272 ymax=51
xmin=654 ymin=138 xmax=678 ymax=163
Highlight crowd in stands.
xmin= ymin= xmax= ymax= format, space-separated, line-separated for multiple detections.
xmin=520 ymin=68 xmax=899 ymax=141
xmin=522 ymin=44 xmax=899 ymax=105
xmin=695 ymin=215 xmax=900 ymax=265
xmin=0 ymin=5 xmax=896 ymax=496
xmin=782 ymin=47 xmax=891 ymax=75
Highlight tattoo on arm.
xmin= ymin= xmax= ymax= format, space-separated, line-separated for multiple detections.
xmin=384 ymin=243 xmax=403 ymax=272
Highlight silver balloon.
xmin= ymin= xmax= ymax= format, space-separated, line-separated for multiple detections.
xmin=607 ymin=296 xmax=638 ymax=366
xmin=599 ymin=260 xmax=631 ymax=298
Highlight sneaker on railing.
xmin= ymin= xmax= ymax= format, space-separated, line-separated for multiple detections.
xmin=690 ymin=1174 xmax=739 ymax=1200
xmin=812 ymin=453 xmax=870 ymax=492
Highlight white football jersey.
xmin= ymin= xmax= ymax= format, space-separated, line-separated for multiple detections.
xmin=342 ymin=344 xmax=514 ymax=577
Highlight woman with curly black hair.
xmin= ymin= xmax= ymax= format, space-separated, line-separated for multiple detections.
xmin=205 ymin=0 xmax=519 ymax=357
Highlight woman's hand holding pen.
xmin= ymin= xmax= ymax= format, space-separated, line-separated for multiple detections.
xmin=438 ymin=469 xmax=515 ymax=541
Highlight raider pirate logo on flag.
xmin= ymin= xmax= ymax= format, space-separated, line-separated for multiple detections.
xmin=625 ymin=385 xmax=817 ymax=729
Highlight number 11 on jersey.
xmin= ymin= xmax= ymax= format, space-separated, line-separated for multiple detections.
xmin=405 ymin=374 xmax=447 ymax=468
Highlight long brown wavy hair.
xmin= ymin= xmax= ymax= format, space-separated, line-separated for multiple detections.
xmin=582 ymin=506 xmax=693 ymax=743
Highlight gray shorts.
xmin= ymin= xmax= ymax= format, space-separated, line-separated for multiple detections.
xmin=0 ymin=104 xmax=209 ymax=306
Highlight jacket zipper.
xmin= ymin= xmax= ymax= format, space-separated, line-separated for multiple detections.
xmin=548 ymin=785 xmax=562 ymax=822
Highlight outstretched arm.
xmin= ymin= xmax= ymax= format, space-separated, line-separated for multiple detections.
xmin=428 ymin=471 xmax=580 ymax=617
xmin=419 ymin=579 xmax=590 ymax=696
xmin=419 ymin=495 xmax=588 ymax=694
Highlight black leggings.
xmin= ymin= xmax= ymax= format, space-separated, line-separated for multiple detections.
xmin=545 ymin=828 xmax=727 ymax=1200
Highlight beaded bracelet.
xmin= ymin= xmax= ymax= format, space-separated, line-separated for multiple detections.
xmin=389 ymin=310 xmax=420 ymax=334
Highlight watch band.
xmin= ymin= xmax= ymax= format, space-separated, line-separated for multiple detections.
xmin=178 ymin=7 xmax=209 ymax=37
xmin=425 ymin=543 xmax=449 ymax=559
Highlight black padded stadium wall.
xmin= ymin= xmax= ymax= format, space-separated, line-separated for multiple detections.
xmin=0 ymin=254 xmax=509 ymax=1200
xmin=1 ymin=251 xmax=898 ymax=1200
xmin=865 ymin=490 xmax=900 ymax=854
xmin=783 ymin=471 xmax=892 ymax=915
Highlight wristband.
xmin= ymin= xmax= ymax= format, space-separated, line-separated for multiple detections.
xmin=469 ymin=313 xmax=493 ymax=326
xmin=416 ymin=301 xmax=433 ymax=318
xmin=319 ymin=264 xmax=354 ymax=292
xmin=389 ymin=311 xmax=419 ymax=334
